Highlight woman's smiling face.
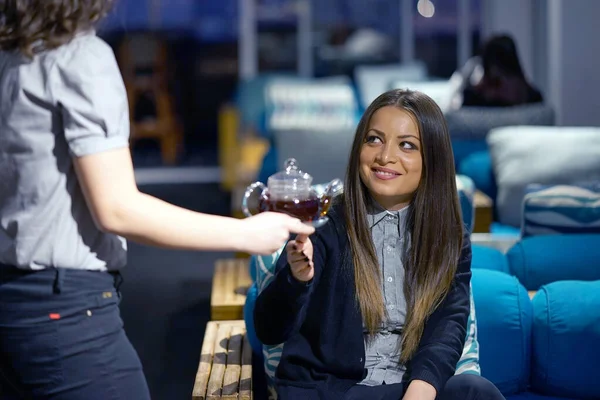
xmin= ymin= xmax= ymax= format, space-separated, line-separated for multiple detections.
xmin=359 ymin=106 xmax=423 ymax=210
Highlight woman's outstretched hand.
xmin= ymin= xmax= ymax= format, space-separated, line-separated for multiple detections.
xmin=239 ymin=212 xmax=315 ymax=255
xmin=286 ymin=234 xmax=314 ymax=282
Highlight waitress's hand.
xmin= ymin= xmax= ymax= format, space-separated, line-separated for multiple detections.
xmin=239 ymin=212 xmax=314 ymax=255
xmin=286 ymin=234 xmax=314 ymax=282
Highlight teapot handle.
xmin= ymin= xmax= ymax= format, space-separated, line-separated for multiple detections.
xmin=324 ymin=179 xmax=343 ymax=197
xmin=319 ymin=179 xmax=343 ymax=216
xmin=242 ymin=182 xmax=267 ymax=218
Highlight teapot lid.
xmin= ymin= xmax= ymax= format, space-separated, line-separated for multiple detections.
xmin=268 ymin=158 xmax=312 ymax=186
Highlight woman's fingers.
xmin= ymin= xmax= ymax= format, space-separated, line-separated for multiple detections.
xmin=292 ymin=260 xmax=312 ymax=271
xmin=293 ymin=262 xmax=314 ymax=280
xmin=295 ymin=234 xmax=309 ymax=244
xmin=288 ymin=252 xmax=309 ymax=263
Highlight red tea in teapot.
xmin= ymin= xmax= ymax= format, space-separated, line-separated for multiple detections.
xmin=258 ymin=195 xmax=332 ymax=222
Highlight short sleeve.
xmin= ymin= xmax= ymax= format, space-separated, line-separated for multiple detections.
xmin=51 ymin=35 xmax=130 ymax=157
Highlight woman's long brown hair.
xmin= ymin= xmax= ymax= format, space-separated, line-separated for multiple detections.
xmin=343 ymin=89 xmax=464 ymax=363
xmin=0 ymin=0 xmax=114 ymax=57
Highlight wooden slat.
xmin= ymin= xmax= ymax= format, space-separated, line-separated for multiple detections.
xmin=206 ymin=324 xmax=231 ymax=400
xmin=221 ymin=326 xmax=244 ymax=398
xmin=192 ymin=322 xmax=218 ymax=400
xmin=239 ymin=330 xmax=253 ymax=400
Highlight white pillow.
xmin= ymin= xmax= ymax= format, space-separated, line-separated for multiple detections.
xmin=487 ymin=126 xmax=600 ymax=227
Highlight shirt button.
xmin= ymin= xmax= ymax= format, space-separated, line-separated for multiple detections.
xmin=387 ymin=277 xmax=393 ymax=282
xmin=386 ymin=245 xmax=394 ymax=252
xmin=388 ymin=304 xmax=395 ymax=310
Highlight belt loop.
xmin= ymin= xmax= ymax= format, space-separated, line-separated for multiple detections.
xmin=113 ymin=271 xmax=123 ymax=299
xmin=53 ymin=268 xmax=65 ymax=294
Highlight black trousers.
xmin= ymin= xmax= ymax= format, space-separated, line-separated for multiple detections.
xmin=0 ymin=266 xmax=151 ymax=400
xmin=345 ymin=374 xmax=505 ymax=400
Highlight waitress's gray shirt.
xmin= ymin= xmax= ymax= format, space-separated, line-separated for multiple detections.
xmin=0 ymin=31 xmax=129 ymax=271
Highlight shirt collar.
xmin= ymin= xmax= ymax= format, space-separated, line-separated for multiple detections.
xmin=367 ymin=198 xmax=409 ymax=229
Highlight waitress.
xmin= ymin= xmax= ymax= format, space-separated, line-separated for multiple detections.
xmin=0 ymin=0 xmax=313 ymax=397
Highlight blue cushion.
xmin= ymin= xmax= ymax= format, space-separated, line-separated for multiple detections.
xmin=248 ymin=254 xmax=257 ymax=282
xmin=472 ymin=269 xmax=532 ymax=395
xmin=521 ymin=183 xmax=600 ymax=238
xmin=246 ymin=247 xmax=287 ymax=389
xmin=453 ymin=141 xmax=490 ymax=175
xmin=243 ymin=283 xmax=263 ymax=356
xmin=507 ymin=234 xmax=600 ymax=290
xmin=458 ymin=150 xmax=497 ymax=200
xmin=472 ymin=245 xmax=509 ymax=273
xmin=491 ymin=223 xmax=521 ymax=237
xmin=531 ymin=280 xmax=600 ymax=400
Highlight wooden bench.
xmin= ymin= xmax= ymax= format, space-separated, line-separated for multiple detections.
xmin=474 ymin=190 xmax=493 ymax=233
xmin=192 ymin=320 xmax=253 ymax=400
xmin=211 ymin=259 xmax=252 ymax=321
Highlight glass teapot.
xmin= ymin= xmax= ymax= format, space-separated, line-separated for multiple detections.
xmin=242 ymin=158 xmax=343 ymax=228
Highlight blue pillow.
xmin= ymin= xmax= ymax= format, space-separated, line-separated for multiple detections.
xmin=243 ymin=283 xmax=263 ymax=357
xmin=507 ymin=234 xmax=600 ymax=290
xmin=522 ymin=183 xmax=600 ymax=238
xmin=490 ymin=223 xmax=521 ymax=237
xmin=457 ymin=150 xmax=497 ymax=201
xmin=472 ymin=269 xmax=532 ymax=396
xmin=531 ymin=280 xmax=600 ymax=399
xmin=471 ymin=245 xmax=509 ymax=273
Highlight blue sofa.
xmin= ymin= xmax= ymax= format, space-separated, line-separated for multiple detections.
xmin=473 ymin=269 xmax=599 ymax=400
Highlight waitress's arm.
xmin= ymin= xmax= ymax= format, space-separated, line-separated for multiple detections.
xmin=73 ymin=147 xmax=313 ymax=254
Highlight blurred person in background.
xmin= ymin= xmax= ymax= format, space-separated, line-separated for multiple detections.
xmin=461 ymin=34 xmax=543 ymax=107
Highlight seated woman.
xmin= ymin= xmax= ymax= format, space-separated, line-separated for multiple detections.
xmin=462 ymin=34 xmax=543 ymax=107
xmin=254 ymin=89 xmax=505 ymax=400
